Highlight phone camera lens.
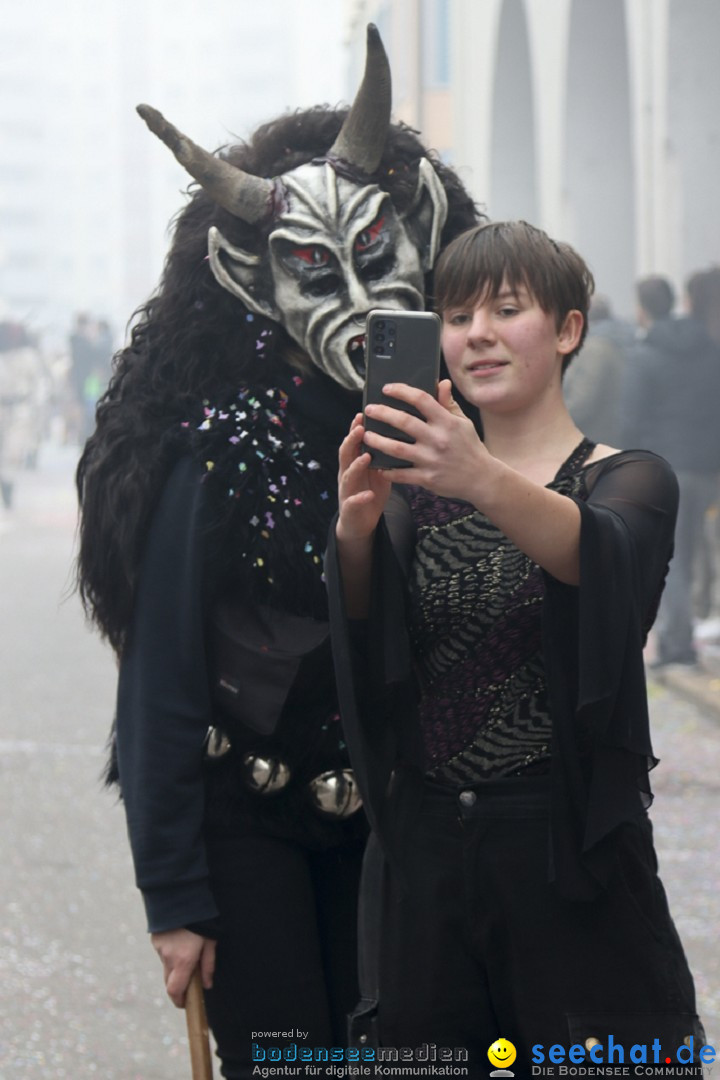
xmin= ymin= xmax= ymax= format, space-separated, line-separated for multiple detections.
xmin=387 ymin=323 xmax=397 ymax=336
xmin=375 ymin=319 xmax=386 ymax=330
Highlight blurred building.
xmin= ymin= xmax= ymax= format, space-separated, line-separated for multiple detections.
xmin=344 ymin=0 xmax=720 ymax=318
xmin=0 ymin=0 xmax=347 ymax=348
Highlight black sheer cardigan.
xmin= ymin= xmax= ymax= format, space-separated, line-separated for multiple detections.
xmin=325 ymin=450 xmax=679 ymax=900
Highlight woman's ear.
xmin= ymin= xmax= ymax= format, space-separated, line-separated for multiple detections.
xmin=557 ymin=309 xmax=584 ymax=356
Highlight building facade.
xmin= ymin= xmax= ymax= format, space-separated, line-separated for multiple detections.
xmin=345 ymin=0 xmax=720 ymax=317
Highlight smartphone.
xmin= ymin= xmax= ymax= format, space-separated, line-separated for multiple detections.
xmin=362 ymin=309 xmax=442 ymax=468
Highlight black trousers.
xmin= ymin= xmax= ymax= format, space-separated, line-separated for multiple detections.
xmin=372 ymin=778 xmax=704 ymax=1080
xmin=203 ymin=831 xmax=364 ymax=1079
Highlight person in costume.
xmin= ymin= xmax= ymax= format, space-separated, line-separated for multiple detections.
xmin=329 ymin=221 xmax=704 ymax=1077
xmin=74 ymin=25 xmax=478 ymax=1080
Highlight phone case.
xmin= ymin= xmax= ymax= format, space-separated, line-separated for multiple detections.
xmin=362 ymin=309 xmax=441 ymax=469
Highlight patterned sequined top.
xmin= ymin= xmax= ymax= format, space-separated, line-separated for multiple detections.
xmin=405 ymin=438 xmax=595 ymax=786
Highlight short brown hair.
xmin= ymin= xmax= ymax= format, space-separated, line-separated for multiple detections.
xmin=432 ymin=221 xmax=595 ymax=368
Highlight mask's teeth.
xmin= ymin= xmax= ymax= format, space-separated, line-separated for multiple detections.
xmin=347 ymin=334 xmax=366 ymax=375
xmin=347 ymin=334 xmax=365 ymax=354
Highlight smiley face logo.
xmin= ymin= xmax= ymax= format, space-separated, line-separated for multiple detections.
xmin=488 ymin=1038 xmax=517 ymax=1071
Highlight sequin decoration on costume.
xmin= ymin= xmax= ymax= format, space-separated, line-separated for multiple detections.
xmin=182 ymin=383 xmax=338 ymax=619
xmin=406 ymin=438 xmax=595 ymax=785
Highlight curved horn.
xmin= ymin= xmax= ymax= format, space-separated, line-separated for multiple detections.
xmin=136 ymin=104 xmax=274 ymax=224
xmin=329 ymin=23 xmax=391 ymax=174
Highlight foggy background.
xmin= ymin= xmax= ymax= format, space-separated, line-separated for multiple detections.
xmin=0 ymin=0 xmax=348 ymax=354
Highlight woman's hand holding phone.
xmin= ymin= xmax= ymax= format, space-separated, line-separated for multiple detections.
xmin=336 ymin=413 xmax=393 ymax=545
xmin=336 ymin=413 xmax=393 ymax=617
xmin=363 ymin=379 xmax=491 ymax=504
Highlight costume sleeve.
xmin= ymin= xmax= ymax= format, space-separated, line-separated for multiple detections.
xmin=116 ymin=457 xmax=219 ymax=933
xmin=542 ymin=451 xmax=679 ymax=898
xmin=325 ymin=489 xmax=423 ymax=851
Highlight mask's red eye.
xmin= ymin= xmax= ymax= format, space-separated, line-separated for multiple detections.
xmin=355 ymin=216 xmax=386 ymax=252
xmin=291 ymin=245 xmax=330 ymax=266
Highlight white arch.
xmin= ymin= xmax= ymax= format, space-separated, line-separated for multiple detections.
xmin=488 ymin=0 xmax=538 ymax=222
xmin=451 ymin=0 xmax=504 ymax=203
xmin=563 ymin=0 xmax=635 ymax=315
xmin=523 ymin=0 xmax=573 ymax=236
xmin=667 ymin=0 xmax=720 ymax=288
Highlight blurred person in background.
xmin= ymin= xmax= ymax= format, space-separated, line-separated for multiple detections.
xmin=0 ymin=321 xmax=50 ymax=509
xmin=81 ymin=318 xmax=115 ymax=443
xmin=621 ymin=275 xmax=720 ymax=667
xmin=66 ymin=314 xmax=117 ymax=445
xmin=564 ymin=293 xmax=634 ymax=447
xmin=687 ymin=266 xmax=720 ymax=347
xmin=74 ymin=25 xmax=479 ymax=1079
xmin=685 ymin=267 xmax=720 ymax=629
xmin=94 ymin=318 xmax=114 ymax=378
xmin=67 ymin=313 xmax=97 ymax=444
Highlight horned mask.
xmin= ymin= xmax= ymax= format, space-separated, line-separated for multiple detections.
xmin=137 ymin=25 xmax=448 ymax=390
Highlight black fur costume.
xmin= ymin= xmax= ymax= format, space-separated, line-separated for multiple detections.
xmin=76 ymin=29 xmax=480 ymax=1078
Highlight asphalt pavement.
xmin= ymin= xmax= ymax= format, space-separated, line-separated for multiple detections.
xmin=0 ymin=444 xmax=190 ymax=1079
xmin=653 ymin=644 xmax=720 ymax=720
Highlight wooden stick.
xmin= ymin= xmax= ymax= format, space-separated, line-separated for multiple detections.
xmin=185 ymin=968 xmax=213 ymax=1080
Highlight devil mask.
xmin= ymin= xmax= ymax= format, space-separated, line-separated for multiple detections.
xmin=137 ymin=25 xmax=448 ymax=390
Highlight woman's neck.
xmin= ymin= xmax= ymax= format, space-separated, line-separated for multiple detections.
xmin=480 ymin=404 xmax=584 ymax=484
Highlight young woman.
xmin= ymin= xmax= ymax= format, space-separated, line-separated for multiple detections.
xmin=329 ymin=222 xmax=704 ymax=1075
